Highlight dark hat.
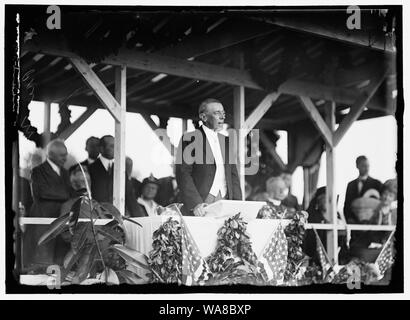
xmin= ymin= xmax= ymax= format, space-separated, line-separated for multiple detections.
xmin=142 ymin=173 xmax=160 ymax=187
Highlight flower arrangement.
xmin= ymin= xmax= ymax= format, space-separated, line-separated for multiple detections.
xmin=147 ymin=218 xmax=182 ymax=284
xmin=204 ymin=213 xmax=267 ymax=285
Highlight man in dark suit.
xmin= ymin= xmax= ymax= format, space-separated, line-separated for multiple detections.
xmin=69 ymin=136 xmax=100 ymax=172
xmin=26 ymin=139 xmax=72 ymax=270
xmin=126 ymin=156 xmax=142 ymax=199
xmin=88 ymin=135 xmax=139 ymax=216
xmin=343 ymin=155 xmax=382 ymax=223
xmin=175 ymin=98 xmax=242 ymax=216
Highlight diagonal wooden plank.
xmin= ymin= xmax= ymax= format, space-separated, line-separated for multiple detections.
xmin=298 ymin=96 xmax=333 ymax=146
xmin=244 ymin=92 xmax=280 ymax=135
xmin=259 ymin=131 xmax=287 ymax=171
xmin=69 ymin=57 xmax=121 ymax=121
xmin=333 ymin=72 xmax=388 ymax=146
xmin=58 ymin=106 xmax=97 ymax=140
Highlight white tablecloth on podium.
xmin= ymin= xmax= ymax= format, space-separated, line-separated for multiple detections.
xmin=124 ymin=216 xmax=289 ymax=259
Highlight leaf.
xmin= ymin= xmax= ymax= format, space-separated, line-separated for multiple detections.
xmin=96 ymin=227 xmax=123 ymax=244
xmin=72 ymin=245 xmax=97 ymax=284
xmin=71 ymin=222 xmax=92 ymax=253
xmin=116 ymin=269 xmax=147 ymax=285
xmin=68 ymin=197 xmax=83 ymax=235
xmin=123 ymin=216 xmax=142 ymax=227
xmin=101 ymin=267 xmax=120 ymax=285
xmin=38 ymin=213 xmax=70 ymax=245
xmin=60 ymin=196 xmax=81 ymax=216
xmin=110 ymin=244 xmax=150 ymax=271
xmin=99 ymin=202 xmax=123 ymax=224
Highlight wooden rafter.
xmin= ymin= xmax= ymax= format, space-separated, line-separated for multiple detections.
xmin=58 ymin=106 xmax=97 ymax=140
xmin=298 ymin=96 xmax=333 ymax=146
xmin=156 ymin=19 xmax=276 ymax=59
xmin=333 ymin=72 xmax=388 ymax=146
xmin=244 ymin=92 xmax=281 ymax=135
xmin=256 ymin=15 xmax=396 ymax=53
xmin=69 ymin=57 xmax=121 ymax=122
xmin=259 ymin=131 xmax=287 ymax=171
xmin=25 ymin=37 xmax=388 ymax=112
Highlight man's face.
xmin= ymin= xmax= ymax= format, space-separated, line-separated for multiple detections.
xmin=49 ymin=145 xmax=68 ymax=167
xmin=100 ymin=137 xmax=115 ymax=160
xmin=201 ymin=102 xmax=225 ymax=131
xmin=142 ymin=183 xmax=159 ymax=200
xmin=86 ymin=138 xmax=100 ymax=160
xmin=357 ymin=159 xmax=369 ymax=177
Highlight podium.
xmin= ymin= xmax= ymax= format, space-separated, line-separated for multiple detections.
xmin=202 ymin=200 xmax=267 ymax=222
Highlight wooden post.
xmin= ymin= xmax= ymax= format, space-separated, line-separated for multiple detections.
xmin=113 ymin=66 xmax=127 ymax=214
xmin=233 ymin=85 xmax=245 ymax=199
xmin=43 ymin=101 xmax=51 ymax=146
xmin=303 ymin=167 xmax=310 ymax=210
xmin=233 ymin=53 xmax=245 ymax=199
xmin=325 ymin=101 xmax=338 ymax=264
xmin=182 ymin=119 xmax=188 ymax=133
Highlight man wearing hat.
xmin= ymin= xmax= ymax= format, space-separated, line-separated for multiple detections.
xmin=134 ymin=174 xmax=161 ymax=217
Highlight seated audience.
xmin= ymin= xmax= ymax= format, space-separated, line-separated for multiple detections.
xmin=126 ymin=156 xmax=142 ymax=199
xmin=132 ymin=174 xmax=161 ymax=217
xmin=281 ymin=170 xmax=301 ymax=212
xmin=256 ymin=176 xmax=290 ymax=219
xmin=303 ymin=187 xmax=349 ymax=264
xmin=25 ymin=139 xmax=72 ymax=271
xmin=348 ymin=179 xmax=397 ymax=262
xmin=375 ymin=179 xmax=397 ymax=226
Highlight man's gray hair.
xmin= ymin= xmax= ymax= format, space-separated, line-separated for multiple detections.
xmin=46 ymin=139 xmax=67 ymax=157
xmin=198 ymin=98 xmax=222 ymax=115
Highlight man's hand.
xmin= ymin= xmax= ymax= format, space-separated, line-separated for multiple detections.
xmin=193 ymin=203 xmax=208 ymax=217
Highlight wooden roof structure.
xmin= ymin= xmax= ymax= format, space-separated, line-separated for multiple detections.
xmin=21 ymin=8 xmax=396 ymax=130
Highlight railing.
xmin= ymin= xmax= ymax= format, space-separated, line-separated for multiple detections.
xmin=19 ymin=217 xmax=396 ymax=231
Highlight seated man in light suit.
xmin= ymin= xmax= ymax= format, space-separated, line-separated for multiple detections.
xmin=175 ymin=98 xmax=242 ymax=216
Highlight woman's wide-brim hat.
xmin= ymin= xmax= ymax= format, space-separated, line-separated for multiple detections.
xmin=142 ymin=173 xmax=160 ymax=187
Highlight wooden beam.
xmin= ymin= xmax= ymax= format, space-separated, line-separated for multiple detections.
xmin=256 ymin=15 xmax=396 ymax=53
xmin=58 ymin=106 xmax=97 ymax=140
xmin=156 ymin=19 xmax=275 ymax=59
xmin=298 ymin=96 xmax=333 ymax=146
xmin=113 ymin=66 xmax=127 ymax=214
xmin=244 ymin=92 xmax=281 ymax=135
xmin=259 ymin=131 xmax=287 ymax=171
xmin=26 ymin=37 xmax=391 ymax=113
xmin=69 ymin=57 xmax=121 ymax=122
xmin=43 ymin=101 xmax=51 ymax=146
xmin=333 ymin=73 xmax=388 ymax=146
xmin=325 ymin=101 xmax=338 ymax=264
xmin=25 ymin=37 xmax=264 ymax=90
